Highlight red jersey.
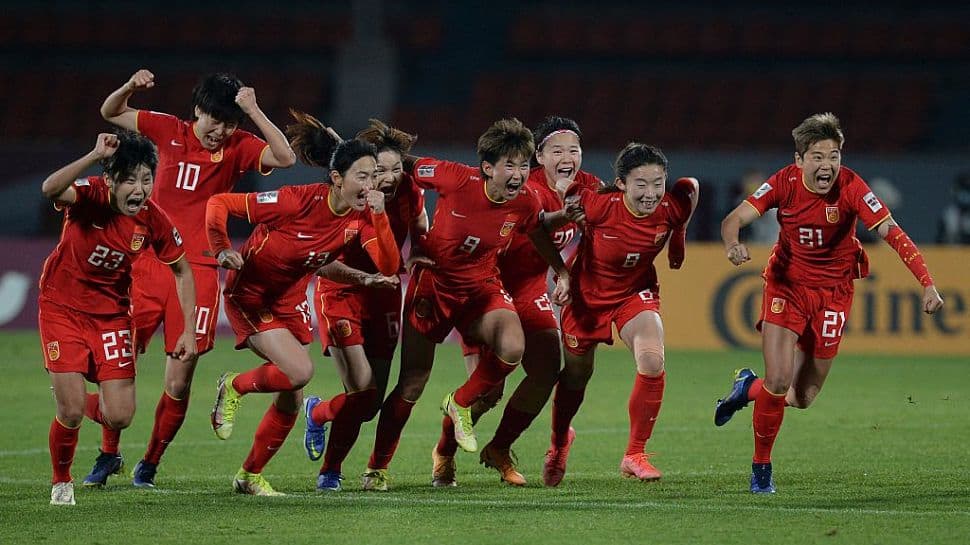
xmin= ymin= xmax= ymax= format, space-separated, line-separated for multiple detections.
xmin=318 ymin=174 xmax=424 ymax=288
xmin=412 ymin=157 xmax=543 ymax=289
xmin=224 ymin=184 xmax=381 ymax=308
xmin=498 ymin=168 xmax=602 ymax=292
xmin=39 ymin=176 xmax=184 ymax=316
xmin=137 ymin=110 xmax=269 ymax=265
xmin=566 ymin=186 xmax=691 ymax=307
xmin=745 ymin=165 xmax=891 ymax=287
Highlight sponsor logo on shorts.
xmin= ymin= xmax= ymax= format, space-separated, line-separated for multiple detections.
xmin=47 ymin=341 xmax=60 ymax=361
xmin=825 ymin=206 xmax=840 ymax=224
xmin=417 ymin=165 xmax=436 ymax=178
xmin=256 ymin=191 xmax=279 ymax=204
xmin=414 ymin=297 xmax=432 ymax=319
xmin=210 ymin=148 xmax=224 ymax=163
xmin=335 ymin=319 xmax=353 ymax=338
xmin=770 ymin=297 xmax=786 ymax=314
xmin=564 ymin=333 xmax=579 ymax=348
xmin=259 ymin=311 xmax=274 ymax=324
xmin=499 ymin=220 xmax=516 ymax=237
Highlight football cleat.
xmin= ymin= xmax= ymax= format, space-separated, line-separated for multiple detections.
xmin=543 ymin=427 xmax=576 ymax=487
xmin=316 ymin=470 xmax=343 ymax=492
xmin=441 ymin=392 xmax=477 ymax=453
xmin=480 ymin=443 xmax=526 ymax=486
xmin=361 ymin=468 xmax=390 ymax=491
xmin=82 ymin=450 xmax=124 ymax=488
xmin=50 ymin=482 xmax=75 ymax=506
xmin=303 ymin=395 xmax=328 ymax=461
xmin=232 ymin=468 xmax=284 ymax=496
xmin=714 ymin=368 xmax=758 ymax=427
xmin=620 ymin=453 xmax=662 ymax=481
xmin=750 ymin=462 xmax=776 ymax=494
xmin=131 ymin=459 xmax=157 ymax=488
xmin=431 ymin=447 xmax=457 ymax=488
xmin=211 ymin=372 xmax=242 ymax=440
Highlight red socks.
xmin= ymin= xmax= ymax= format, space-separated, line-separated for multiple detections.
xmin=453 ymin=351 xmax=517 ymax=407
xmin=626 ymin=372 xmax=665 ymax=456
xmin=551 ymin=384 xmax=586 ymax=447
xmin=368 ymin=389 xmax=416 ymax=470
xmin=232 ymin=362 xmax=295 ymax=395
xmin=242 ymin=403 xmax=297 ymax=474
xmin=321 ymin=389 xmax=379 ymax=473
xmin=85 ymin=392 xmax=120 ymax=455
xmin=752 ymin=384 xmax=786 ymax=464
xmin=489 ymin=406 xmax=539 ymax=451
xmin=49 ymin=418 xmax=79 ymax=483
xmin=144 ymin=392 xmax=189 ymax=465
xmin=311 ymin=392 xmax=347 ymax=425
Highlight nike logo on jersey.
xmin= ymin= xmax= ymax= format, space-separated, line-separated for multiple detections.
xmin=296 ymin=232 xmax=313 ymax=239
xmin=92 ymin=223 xmax=105 ymax=230
xmin=451 ymin=211 xmax=467 ymax=218
xmin=118 ymin=361 xmax=132 ymax=368
xmin=780 ymin=211 xmax=795 ymax=216
xmin=170 ymin=139 xmax=183 ymax=147
xmin=602 ymin=233 xmax=619 ymax=239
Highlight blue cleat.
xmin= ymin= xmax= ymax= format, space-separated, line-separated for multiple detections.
xmin=714 ymin=368 xmax=758 ymax=426
xmin=82 ymin=451 xmax=124 ymax=488
xmin=750 ymin=462 xmax=776 ymax=494
xmin=132 ymin=459 xmax=157 ymax=488
xmin=316 ymin=470 xmax=343 ymax=492
xmin=303 ymin=396 xmax=328 ymax=461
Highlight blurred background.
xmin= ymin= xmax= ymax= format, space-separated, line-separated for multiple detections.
xmin=0 ymin=0 xmax=967 ymax=354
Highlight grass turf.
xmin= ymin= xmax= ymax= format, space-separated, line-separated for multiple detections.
xmin=0 ymin=331 xmax=967 ymax=544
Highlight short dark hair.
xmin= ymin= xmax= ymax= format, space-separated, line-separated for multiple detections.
xmin=286 ymin=110 xmax=376 ymax=178
xmin=191 ymin=73 xmax=245 ymax=125
xmin=355 ymin=118 xmax=417 ymax=157
xmin=792 ymin=113 xmax=844 ymax=156
xmin=602 ymin=143 xmax=668 ymax=193
xmin=533 ymin=116 xmax=582 ymax=151
xmin=102 ymin=129 xmax=158 ymax=181
xmin=477 ymin=118 xmax=535 ymax=174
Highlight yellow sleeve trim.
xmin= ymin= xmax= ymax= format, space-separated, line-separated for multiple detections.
xmin=160 ymin=252 xmax=186 ymax=265
xmin=360 ymin=237 xmax=378 ymax=247
xmin=257 ymin=145 xmax=274 ymax=176
xmin=245 ymin=197 xmax=252 ymax=223
xmin=868 ymin=213 xmax=892 ymax=231
xmin=741 ymin=200 xmax=763 ymax=217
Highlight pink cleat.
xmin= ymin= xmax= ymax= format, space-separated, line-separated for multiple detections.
xmin=542 ymin=427 xmax=576 ymax=487
xmin=620 ymin=453 xmax=662 ymax=481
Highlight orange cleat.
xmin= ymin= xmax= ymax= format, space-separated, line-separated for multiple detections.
xmin=620 ymin=453 xmax=662 ymax=481
xmin=480 ymin=443 xmax=526 ymax=486
xmin=431 ymin=447 xmax=457 ymax=488
xmin=542 ymin=427 xmax=576 ymax=487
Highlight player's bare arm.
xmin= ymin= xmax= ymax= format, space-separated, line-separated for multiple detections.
xmin=316 ymin=260 xmax=400 ymax=289
xmin=41 ymin=133 xmax=119 ymax=204
xmin=168 ymin=255 xmax=199 ymax=363
xmin=721 ymin=201 xmax=760 ymax=266
xmin=235 ymin=87 xmax=296 ymax=169
xmin=876 ymin=218 xmax=944 ymax=314
xmin=101 ymin=69 xmax=154 ymax=131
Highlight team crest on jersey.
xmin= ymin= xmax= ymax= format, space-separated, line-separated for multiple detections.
xmin=654 ymin=230 xmax=669 ymax=245
xmin=47 ymin=341 xmax=60 ymax=361
xmin=417 ymin=165 xmax=436 ymax=178
xmin=210 ymin=148 xmax=224 ymax=163
xmin=256 ymin=191 xmax=279 ymax=204
xmin=770 ymin=297 xmax=786 ymax=314
xmin=335 ymin=319 xmax=353 ymax=338
xmin=344 ymin=227 xmax=360 ymax=243
xmin=414 ymin=297 xmax=432 ymax=319
xmin=259 ymin=311 xmax=274 ymax=324
xmin=752 ymin=183 xmax=773 ymax=199
xmin=564 ymin=333 xmax=579 ymax=349
xmin=825 ymin=206 xmax=840 ymax=224
xmin=499 ymin=219 xmax=516 ymax=237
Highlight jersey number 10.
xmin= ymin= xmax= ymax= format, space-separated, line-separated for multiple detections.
xmin=176 ymin=162 xmax=201 ymax=191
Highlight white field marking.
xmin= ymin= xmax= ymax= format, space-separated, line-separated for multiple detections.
xmin=1 ymin=475 xmax=968 ymax=518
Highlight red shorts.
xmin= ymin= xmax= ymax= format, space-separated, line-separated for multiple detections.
xmin=560 ymin=287 xmax=662 ymax=355
xmin=131 ymin=258 xmax=220 ymax=355
xmin=316 ymin=279 xmax=402 ymax=361
xmin=39 ymin=301 xmax=136 ymax=383
xmin=404 ymin=268 xmax=516 ymax=344
xmin=460 ymin=275 xmax=558 ymax=357
xmin=224 ymin=292 xmax=313 ymax=350
xmin=758 ymin=279 xmax=854 ymax=359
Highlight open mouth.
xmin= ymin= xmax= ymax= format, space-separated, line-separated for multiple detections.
xmin=505 ymin=180 xmax=523 ymax=196
xmin=816 ymin=173 xmax=833 ymax=186
xmin=639 ymin=199 xmax=658 ymax=212
xmin=378 ymin=184 xmax=397 ymax=199
xmin=355 ymin=190 xmax=369 ymax=209
xmin=556 ymin=166 xmax=574 ymax=178
xmin=204 ymin=134 xmax=223 ymax=149
xmin=125 ymin=196 xmax=144 ymax=214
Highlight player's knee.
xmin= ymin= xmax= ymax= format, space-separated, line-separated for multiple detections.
xmin=103 ymin=412 xmax=133 ymax=430
xmin=764 ymin=376 xmax=792 ymax=396
xmin=57 ymin=409 xmax=84 ymax=428
xmin=166 ymin=379 xmax=191 ymax=400
xmin=286 ymin=367 xmax=314 ymax=389
xmin=493 ymin=331 xmax=525 ymax=364
xmin=634 ymin=346 xmax=664 ymax=375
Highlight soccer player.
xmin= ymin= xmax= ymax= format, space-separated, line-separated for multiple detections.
xmin=40 ymin=132 xmax=197 ymax=505
xmin=715 ymin=113 xmax=944 ymax=494
xmin=303 ymin=119 xmax=427 ymax=491
xmin=360 ymin=118 xmax=571 ymax=491
xmin=206 ymin=111 xmax=400 ymax=496
xmin=93 ymin=69 xmax=296 ymax=488
xmin=552 ymin=143 xmax=698 ymax=485
xmin=432 ymin=116 xmax=599 ymax=487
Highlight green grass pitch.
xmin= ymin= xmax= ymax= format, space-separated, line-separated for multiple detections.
xmin=0 ymin=331 xmax=967 ymax=544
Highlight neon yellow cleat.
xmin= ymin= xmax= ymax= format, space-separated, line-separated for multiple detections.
xmin=232 ymin=468 xmax=284 ymax=496
xmin=361 ymin=468 xmax=390 ymax=491
xmin=211 ymin=372 xmax=242 ymax=440
xmin=441 ymin=392 xmax=477 ymax=453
